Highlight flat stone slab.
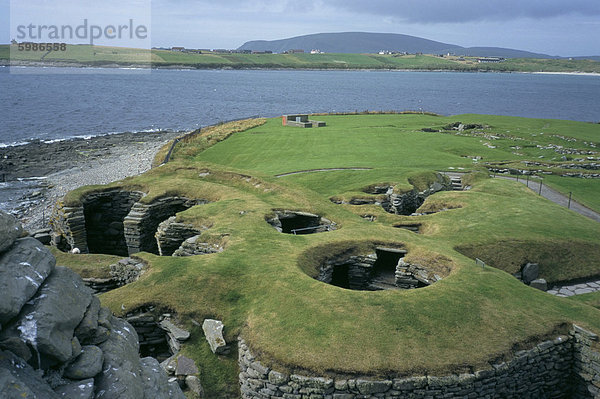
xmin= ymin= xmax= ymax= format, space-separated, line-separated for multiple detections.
xmin=159 ymin=319 xmax=190 ymax=342
xmin=202 ymin=319 xmax=229 ymax=354
xmin=548 ymin=279 xmax=600 ymax=297
xmin=175 ymin=355 xmax=199 ymax=376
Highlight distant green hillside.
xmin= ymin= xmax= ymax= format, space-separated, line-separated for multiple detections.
xmin=238 ymin=32 xmax=554 ymax=58
xmin=2 ymin=44 xmax=600 ymax=73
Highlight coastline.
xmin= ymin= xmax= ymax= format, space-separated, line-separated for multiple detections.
xmin=0 ymin=130 xmax=182 ymax=231
xmin=3 ymin=59 xmax=600 ymax=75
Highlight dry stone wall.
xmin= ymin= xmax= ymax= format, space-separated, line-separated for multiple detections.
xmin=51 ymin=190 xmax=207 ymax=256
xmin=155 ymin=216 xmax=204 ymax=256
xmin=572 ymin=325 xmax=600 ymax=397
xmin=83 ymin=190 xmax=145 ymax=255
xmin=334 ymin=173 xmax=453 ymax=216
xmin=123 ymin=197 xmax=204 ymax=255
xmin=51 ymin=189 xmax=144 ymax=254
xmin=385 ymin=177 xmax=452 ymax=215
xmin=239 ymin=326 xmax=600 ymax=399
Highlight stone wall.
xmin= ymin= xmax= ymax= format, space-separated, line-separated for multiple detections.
xmin=317 ymin=254 xmax=377 ymax=290
xmin=385 ymin=176 xmax=452 ymax=215
xmin=51 ymin=189 xmax=144 ymax=254
xmin=155 ymin=216 xmax=204 ymax=256
xmin=83 ymin=190 xmax=145 ymax=256
xmin=335 ymin=173 xmax=453 ymax=216
xmin=572 ymin=325 xmax=600 ymax=397
xmin=51 ymin=190 xmax=207 ymax=256
xmin=123 ymin=196 xmax=203 ymax=255
xmin=239 ymin=326 xmax=600 ymax=399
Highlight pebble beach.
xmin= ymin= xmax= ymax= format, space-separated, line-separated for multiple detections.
xmin=0 ymin=131 xmax=182 ymax=231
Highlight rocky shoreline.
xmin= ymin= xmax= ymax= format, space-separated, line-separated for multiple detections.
xmin=0 ymin=130 xmax=182 ymax=231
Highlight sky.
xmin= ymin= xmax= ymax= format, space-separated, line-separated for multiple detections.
xmin=2 ymin=0 xmax=600 ymax=56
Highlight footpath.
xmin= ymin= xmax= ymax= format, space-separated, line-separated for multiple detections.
xmin=494 ymin=175 xmax=600 ymax=223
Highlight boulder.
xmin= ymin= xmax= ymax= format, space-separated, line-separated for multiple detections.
xmin=0 ymin=266 xmax=92 ymax=366
xmin=140 ymin=357 xmax=186 ymax=399
xmin=530 ymin=279 xmax=548 ymax=291
xmin=202 ymin=319 xmax=229 ymax=354
xmin=0 ymin=349 xmax=60 ymax=398
xmin=0 ymin=212 xmax=23 ymax=253
xmin=54 ymin=378 xmax=95 ymax=399
xmin=0 ymin=237 xmax=55 ymax=324
xmin=185 ymin=375 xmax=204 ymax=397
xmin=522 ymin=263 xmax=539 ymax=284
xmin=74 ymin=296 xmax=101 ymax=343
xmin=95 ymin=316 xmax=144 ymax=399
xmin=0 ymin=336 xmax=31 ymax=361
xmin=175 ymin=355 xmax=199 ymax=376
xmin=64 ymin=345 xmax=104 ymax=380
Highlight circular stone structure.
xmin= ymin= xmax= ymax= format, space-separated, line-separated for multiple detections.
xmin=306 ymin=242 xmax=442 ymax=291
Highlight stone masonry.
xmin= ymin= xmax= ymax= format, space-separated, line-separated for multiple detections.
xmin=51 ymin=189 xmax=207 ymax=256
xmin=239 ymin=325 xmax=600 ymax=399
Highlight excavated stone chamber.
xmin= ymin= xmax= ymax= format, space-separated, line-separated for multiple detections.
xmin=52 ymin=189 xmax=208 ymax=256
xmin=266 ymin=210 xmax=336 ymax=235
xmin=313 ymin=244 xmax=441 ymax=291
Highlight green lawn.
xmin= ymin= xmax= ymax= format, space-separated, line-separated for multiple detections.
xmin=57 ymin=114 xmax=600 ymax=397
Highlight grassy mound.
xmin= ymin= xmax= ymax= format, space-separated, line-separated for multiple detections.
xmin=59 ymin=114 xmax=600 ymax=397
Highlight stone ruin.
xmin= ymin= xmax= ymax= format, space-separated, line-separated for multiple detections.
xmin=331 ymin=172 xmax=455 ymax=216
xmin=51 ymin=188 xmax=210 ymax=257
xmin=266 ymin=210 xmax=336 ymax=235
xmin=315 ymin=245 xmax=441 ymax=291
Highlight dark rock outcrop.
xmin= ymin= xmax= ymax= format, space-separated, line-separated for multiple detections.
xmin=0 ymin=212 xmax=23 ymax=252
xmin=0 ymin=237 xmax=55 ymax=324
xmin=0 ymin=211 xmax=185 ymax=398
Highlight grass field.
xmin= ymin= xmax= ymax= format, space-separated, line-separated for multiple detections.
xmin=2 ymin=44 xmax=600 ymax=73
xmin=56 ymin=114 xmax=600 ymax=397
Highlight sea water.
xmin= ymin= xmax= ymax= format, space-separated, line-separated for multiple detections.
xmin=1 ymin=67 xmax=599 ymax=146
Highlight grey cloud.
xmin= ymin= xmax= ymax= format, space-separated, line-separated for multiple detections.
xmin=158 ymin=0 xmax=600 ymax=23
xmin=319 ymin=0 xmax=600 ymax=23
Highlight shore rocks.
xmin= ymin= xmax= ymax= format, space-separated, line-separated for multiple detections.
xmin=0 ymin=212 xmax=23 ymax=252
xmin=0 ymin=211 xmax=185 ymax=398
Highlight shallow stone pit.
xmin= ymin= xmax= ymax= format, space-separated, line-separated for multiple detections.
xmin=394 ymin=223 xmax=422 ymax=233
xmin=266 ymin=210 xmax=336 ymax=235
xmin=312 ymin=244 xmax=439 ymax=291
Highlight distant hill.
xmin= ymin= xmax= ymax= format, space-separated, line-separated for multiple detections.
xmin=238 ymin=32 xmax=556 ymax=58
